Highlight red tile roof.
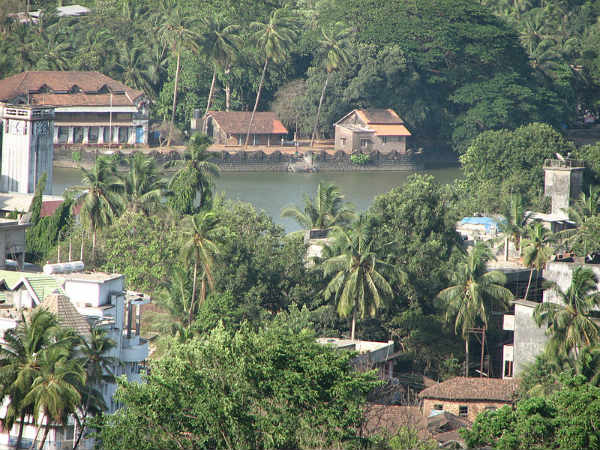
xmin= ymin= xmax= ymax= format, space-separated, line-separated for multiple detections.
xmin=40 ymin=200 xmax=64 ymax=218
xmin=419 ymin=377 xmax=519 ymax=403
xmin=205 ymin=111 xmax=288 ymax=135
xmin=356 ymin=109 xmax=403 ymax=124
xmin=0 ymin=71 xmax=144 ymax=106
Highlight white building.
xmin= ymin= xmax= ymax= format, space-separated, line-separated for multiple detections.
xmin=0 ymin=266 xmax=150 ymax=449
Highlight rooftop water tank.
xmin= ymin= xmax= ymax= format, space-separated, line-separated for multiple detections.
xmin=43 ymin=261 xmax=85 ymax=275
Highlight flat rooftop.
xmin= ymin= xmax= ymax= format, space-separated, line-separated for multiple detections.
xmin=56 ymin=272 xmax=123 ymax=282
xmin=317 ymin=337 xmax=394 ymax=353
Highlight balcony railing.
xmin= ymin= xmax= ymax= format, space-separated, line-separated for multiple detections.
xmin=544 ymin=158 xmax=585 ymax=169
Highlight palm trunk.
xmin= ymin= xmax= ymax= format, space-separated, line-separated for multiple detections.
xmin=69 ymin=235 xmax=72 ymax=261
xmin=465 ymin=338 xmax=469 ymax=377
xmin=311 ymin=72 xmax=330 ymax=147
xmin=244 ymin=57 xmax=268 ymax=149
xmin=200 ymin=275 xmax=206 ymax=305
xmin=167 ymin=50 xmax=181 ymax=147
xmin=15 ymin=411 xmax=25 ymax=450
xmin=524 ymin=268 xmax=534 ymax=300
xmin=28 ymin=423 xmax=42 ymax=450
xmin=92 ymin=227 xmax=97 ymax=263
xmin=351 ymin=309 xmax=356 ymax=341
xmin=57 ymin=243 xmax=61 ymax=263
xmin=38 ymin=423 xmax=50 ymax=450
xmin=204 ymin=67 xmax=217 ymax=117
xmin=80 ymin=229 xmax=84 ymax=261
xmin=225 ymin=64 xmax=231 ymax=111
xmin=189 ymin=261 xmax=198 ymax=326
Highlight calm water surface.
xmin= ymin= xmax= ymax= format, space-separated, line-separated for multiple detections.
xmin=53 ymin=167 xmax=462 ymax=232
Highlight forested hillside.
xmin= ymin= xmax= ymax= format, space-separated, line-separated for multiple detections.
xmin=1 ymin=0 xmax=598 ymax=151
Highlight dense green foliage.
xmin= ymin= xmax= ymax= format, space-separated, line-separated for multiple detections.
xmin=463 ymin=375 xmax=600 ymax=450
xmin=95 ymin=321 xmax=380 ymax=450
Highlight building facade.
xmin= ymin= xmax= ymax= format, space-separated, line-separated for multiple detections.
xmin=200 ymin=111 xmax=288 ymax=146
xmin=334 ymin=109 xmax=411 ymax=154
xmin=0 ymin=71 xmax=149 ymax=146
xmin=0 ymin=266 xmax=150 ymax=449
xmin=419 ymin=377 xmax=518 ymax=423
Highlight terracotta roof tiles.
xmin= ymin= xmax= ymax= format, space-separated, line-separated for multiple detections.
xmin=418 ymin=377 xmax=519 ymax=403
xmin=39 ymin=293 xmax=91 ymax=339
xmin=205 ymin=111 xmax=288 ymax=135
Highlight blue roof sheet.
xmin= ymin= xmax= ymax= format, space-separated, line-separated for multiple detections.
xmin=459 ymin=217 xmax=501 ymax=232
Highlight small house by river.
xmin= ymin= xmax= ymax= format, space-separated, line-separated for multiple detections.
xmin=201 ymin=111 xmax=288 ymax=146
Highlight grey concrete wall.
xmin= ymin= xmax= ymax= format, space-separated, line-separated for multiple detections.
xmin=544 ymin=168 xmax=584 ymax=217
xmin=513 ymin=302 xmax=549 ymax=375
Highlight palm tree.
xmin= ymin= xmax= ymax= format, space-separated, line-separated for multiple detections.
xmin=244 ymin=8 xmax=297 ymax=149
xmin=122 ymin=152 xmax=169 ymax=215
xmin=72 ymin=328 xmax=116 ymax=450
xmin=310 ymin=23 xmax=351 ymax=146
xmin=152 ymin=267 xmax=194 ymax=334
xmin=75 ymin=157 xmax=124 ymax=262
xmin=560 ymin=187 xmax=600 ymax=258
xmin=168 ymin=134 xmax=220 ymax=215
xmin=500 ymin=193 xmax=532 ymax=257
xmin=113 ymin=42 xmax=157 ymax=97
xmin=24 ymin=346 xmax=85 ymax=450
xmin=281 ymin=182 xmax=355 ymax=231
xmin=522 ymin=222 xmax=555 ymax=300
xmin=158 ymin=4 xmax=200 ymax=146
xmin=534 ymin=266 xmax=600 ymax=358
xmin=321 ymin=224 xmax=393 ymax=341
xmin=0 ymin=310 xmax=61 ymax=450
xmin=437 ymin=242 xmax=513 ymax=376
xmin=182 ymin=211 xmax=220 ymax=327
xmin=198 ymin=16 xmax=240 ymax=115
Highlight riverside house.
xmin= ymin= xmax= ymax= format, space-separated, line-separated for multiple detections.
xmin=334 ymin=109 xmax=411 ymax=154
xmin=0 ymin=71 xmax=149 ymax=146
xmin=200 ymin=111 xmax=288 ymax=146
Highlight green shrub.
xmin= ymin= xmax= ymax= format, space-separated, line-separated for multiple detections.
xmin=350 ymin=153 xmax=370 ymax=165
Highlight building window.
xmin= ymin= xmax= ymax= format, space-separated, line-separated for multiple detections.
xmin=459 ymin=406 xmax=468 ymax=417
xmin=58 ymin=126 xmax=68 ymax=143
xmin=88 ymin=127 xmax=99 ymax=143
xmin=504 ymin=360 xmax=513 ymax=378
xmin=103 ymin=127 xmax=112 ymax=143
xmin=118 ymin=127 xmax=128 ymax=144
xmin=73 ymin=127 xmax=84 ymax=143
xmin=360 ymin=138 xmax=369 ymax=148
xmin=382 ymin=136 xmax=388 ymax=144
xmin=340 ymin=137 xmax=347 ymax=146
xmin=434 ymin=404 xmax=443 ymax=411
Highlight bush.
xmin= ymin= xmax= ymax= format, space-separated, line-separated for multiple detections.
xmin=350 ymin=153 xmax=370 ymax=165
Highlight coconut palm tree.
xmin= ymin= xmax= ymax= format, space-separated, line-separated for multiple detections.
xmin=534 ymin=266 xmax=600 ymax=358
xmin=113 ymin=42 xmax=157 ymax=97
xmin=168 ymin=134 xmax=220 ymax=215
xmin=24 ymin=345 xmax=85 ymax=450
xmin=522 ymin=222 xmax=555 ymax=300
xmin=559 ymin=187 xmax=600 ymax=258
xmin=310 ymin=23 xmax=351 ymax=146
xmin=321 ymin=223 xmax=393 ymax=341
xmin=198 ymin=16 xmax=240 ymax=115
xmin=75 ymin=157 xmax=124 ymax=262
xmin=500 ymin=193 xmax=532 ymax=257
xmin=158 ymin=4 xmax=200 ymax=146
xmin=122 ymin=152 xmax=169 ymax=215
xmin=437 ymin=242 xmax=513 ymax=376
xmin=244 ymin=7 xmax=297 ymax=149
xmin=0 ymin=310 xmax=61 ymax=450
xmin=281 ymin=182 xmax=355 ymax=231
xmin=182 ymin=211 xmax=220 ymax=327
xmin=152 ymin=267 xmax=194 ymax=333
xmin=72 ymin=328 xmax=116 ymax=450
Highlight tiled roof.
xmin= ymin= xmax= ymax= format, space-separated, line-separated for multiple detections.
xmin=205 ymin=111 xmax=288 ymax=135
xmin=29 ymin=93 xmax=137 ymax=107
xmin=356 ymin=109 xmax=403 ymax=124
xmin=39 ymin=293 xmax=91 ymax=339
xmin=0 ymin=270 xmax=64 ymax=303
xmin=418 ymin=377 xmax=519 ymax=403
xmin=368 ymin=124 xmax=411 ymax=136
xmin=0 ymin=71 xmax=144 ymax=105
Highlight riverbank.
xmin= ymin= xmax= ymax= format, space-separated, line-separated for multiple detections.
xmin=53 ymin=146 xmax=434 ymax=172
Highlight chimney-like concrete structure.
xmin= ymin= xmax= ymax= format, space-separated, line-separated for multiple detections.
xmin=1 ymin=105 xmax=54 ymax=194
xmin=543 ymin=158 xmax=584 ymax=219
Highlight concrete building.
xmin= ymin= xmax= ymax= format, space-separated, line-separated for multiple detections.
xmin=200 ymin=111 xmax=288 ymax=146
xmin=419 ymin=377 xmax=519 ymax=422
xmin=1 ymin=105 xmax=54 ymax=194
xmin=334 ymin=109 xmax=411 ymax=154
xmin=0 ymin=218 xmax=29 ymax=270
xmin=0 ymin=265 xmax=150 ymax=449
xmin=0 ymin=71 xmax=149 ymax=146
xmin=317 ymin=337 xmax=398 ymax=379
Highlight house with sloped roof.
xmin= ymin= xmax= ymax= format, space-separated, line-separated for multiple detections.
xmin=334 ymin=109 xmax=411 ymax=154
xmin=201 ymin=111 xmax=288 ymax=146
xmin=418 ymin=377 xmax=519 ymax=422
xmin=0 ymin=71 xmax=149 ymax=146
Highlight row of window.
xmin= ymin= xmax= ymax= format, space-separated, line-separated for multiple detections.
xmin=433 ymin=404 xmax=497 ymax=417
xmin=56 ymin=126 xmax=130 ymax=144
xmin=339 ymin=136 xmax=402 ymax=147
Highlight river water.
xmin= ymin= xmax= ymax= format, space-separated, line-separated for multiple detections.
xmin=52 ymin=167 xmax=462 ymax=232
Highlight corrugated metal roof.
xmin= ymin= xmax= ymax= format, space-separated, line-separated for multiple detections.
xmin=0 ymin=270 xmax=64 ymax=303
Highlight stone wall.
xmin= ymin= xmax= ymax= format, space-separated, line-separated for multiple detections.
xmin=422 ymin=398 xmax=511 ymax=423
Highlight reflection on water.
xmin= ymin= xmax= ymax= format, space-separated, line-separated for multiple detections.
xmin=52 ymin=167 xmax=462 ymax=232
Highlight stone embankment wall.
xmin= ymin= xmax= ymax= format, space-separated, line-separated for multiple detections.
xmin=53 ymin=146 xmax=423 ymax=172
